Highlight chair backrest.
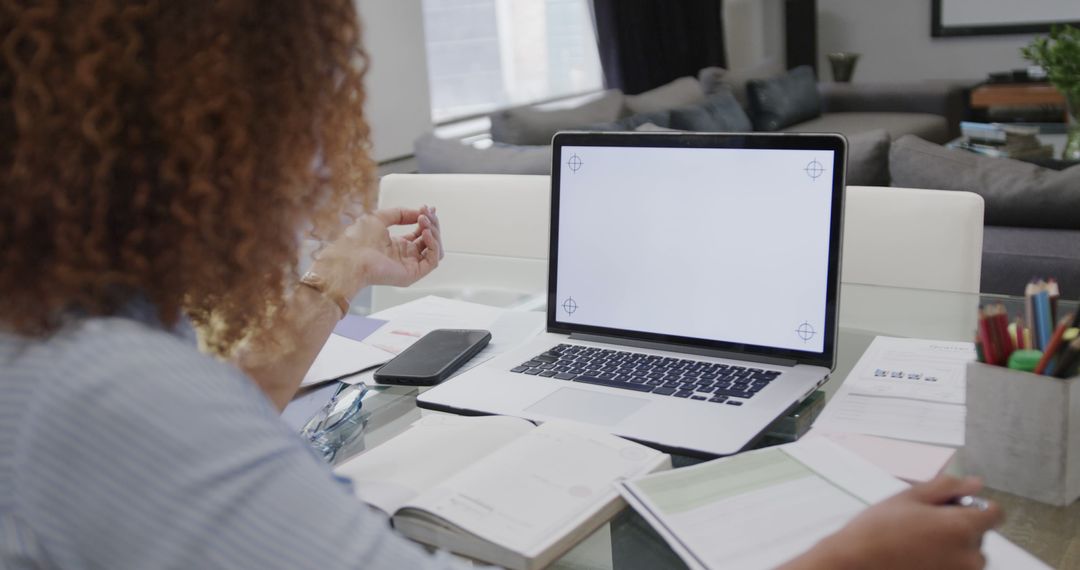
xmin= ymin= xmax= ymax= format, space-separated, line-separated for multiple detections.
xmin=842 ymin=185 xmax=984 ymax=294
xmin=839 ymin=186 xmax=984 ymax=341
xmin=373 ymin=173 xmax=551 ymax=310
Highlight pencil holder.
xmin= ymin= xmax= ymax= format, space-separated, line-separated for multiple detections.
xmin=962 ymin=362 xmax=1080 ymax=506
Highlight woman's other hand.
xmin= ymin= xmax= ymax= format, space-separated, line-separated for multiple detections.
xmin=312 ymin=205 xmax=443 ymax=297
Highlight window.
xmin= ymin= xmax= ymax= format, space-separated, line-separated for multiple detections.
xmin=422 ymin=0 xmax=604 ymax=123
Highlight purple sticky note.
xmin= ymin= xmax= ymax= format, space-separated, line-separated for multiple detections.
xmin=333 ymin=315 xmax=388 ymax=342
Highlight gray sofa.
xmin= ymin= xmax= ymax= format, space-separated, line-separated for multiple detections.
xmin=416 ymin=71 xmax=1079 ymax=295
xmin=889 ymin=135 xmax=1080 ymax=296
xmin=415 ymin=66 xmax=966 ymax=187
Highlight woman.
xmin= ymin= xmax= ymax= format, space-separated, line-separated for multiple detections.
xmin=0 ymin=1 xmax=1000 ymax=568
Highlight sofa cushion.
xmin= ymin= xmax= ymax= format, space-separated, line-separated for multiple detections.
xmin=981 ymin=226 xmax=1080 ymax=296
xmin=889 ymin=135 xmax=1080 ymax=230
xmin=634 ymin=122 xmax=679 ymax=132
xmin=746 ymin=65 xmax=822 ymax=131
xmin=585 ymin=109 xmax=674 ymax=132
xmin=702 ymin=59 xmax=787 ymax=109
xmin=625 ymin=76 xmax=705 ymax=115
xmin=698 ymin=67 xmax=727 ymax=96
xmin=845 ymin=129 xmax=891 ymax=186
xmin=668 ymin=89 xmax=753 ymax=132
xmin=413 ymin=133 xmax=550 ymax=175
xmin=489 ymin=90 xmax=625 ymax=145
xmin=786 ymin=112 xmax=949 ymax=143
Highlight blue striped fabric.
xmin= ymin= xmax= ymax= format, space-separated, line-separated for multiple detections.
xmin=0 ymin=309 xmax=468 ymax=569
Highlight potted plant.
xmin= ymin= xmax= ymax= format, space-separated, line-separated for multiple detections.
xmin=1023 ymin=25 xmax=1080 ymax=160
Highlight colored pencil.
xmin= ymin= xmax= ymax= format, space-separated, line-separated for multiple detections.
xmin=977 ymin=309 xmax=998 ymax=366
xmin=1034 ymin=313 xmax=1074 ymax=375
xmin=1034 ymin=290 xmax=1053 ymax=351
xmin=993 ymin=306 xmax=1014 ymax=361
xmin=1024 ymin=280 xmax=1037 ymax=338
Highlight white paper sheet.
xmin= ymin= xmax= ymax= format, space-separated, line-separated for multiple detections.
xmin=363 ymin=295 xmax=506 ymax=355
xmin=803 ymin=429 xmax=956 ymax=482
xmin=344 ymin=302 xmax=545 ymax=387
xmin=815 ymin=390 xmax=966 ymax=447
xmin=301 ymin=333 xmax=395 ymax=387
xmin=839 ymin=336 xmax=975 ymax=405
xmin=304 ymin=296 xmax=544 ymax=387
xmin=814 ymin=336 xmax=973 ymax=446
xmin=620 ymin=438 xmax=1049 ymax=570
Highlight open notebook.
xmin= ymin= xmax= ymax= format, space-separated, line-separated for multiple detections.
xmin=620 ymin=437 xmax=1049 ymax=570
xmin=335 ymin=415 xmax=670 ymax=570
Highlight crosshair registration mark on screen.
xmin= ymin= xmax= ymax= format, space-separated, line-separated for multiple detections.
xmin=804 ymin=159 xmax=824 ymax=181
xmin=562 ymin=297 xmax=578 ymax=315
xmin=568 ymin=154 xmax=583 ymax=173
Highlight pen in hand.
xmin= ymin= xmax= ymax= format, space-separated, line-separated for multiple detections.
xmin=948 ymin=495 xmax=991 ymax=511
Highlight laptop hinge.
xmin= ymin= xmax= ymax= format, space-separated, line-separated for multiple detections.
xmin=568 ymin=333 xmax=799 ymax=367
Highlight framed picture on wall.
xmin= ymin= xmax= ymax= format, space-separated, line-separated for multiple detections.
xmin=932 ymin=0 xmax=1080 ymax=37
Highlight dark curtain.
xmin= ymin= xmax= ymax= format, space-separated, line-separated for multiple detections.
xmin=592 ymin=0 xmax=726 ymax=95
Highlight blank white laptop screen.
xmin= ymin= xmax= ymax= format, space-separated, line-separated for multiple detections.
xmin=554 ymin=145 xmax=835 ymax=353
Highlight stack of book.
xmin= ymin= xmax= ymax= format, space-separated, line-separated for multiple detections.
xmin=947 ymin=122 xmax=1054 ymax=159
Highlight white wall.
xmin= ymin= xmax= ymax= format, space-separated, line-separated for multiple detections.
xmin=724 ymin=0 xmax=786 ymax=74
xmin=817 ymin=0 xmax=1036 ymax=83
xmin=356 ymin=0 xmax=433 ymax=162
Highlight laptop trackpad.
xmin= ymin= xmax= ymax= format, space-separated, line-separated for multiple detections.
xmin=525 ymin=388 xmax=648 ymax=426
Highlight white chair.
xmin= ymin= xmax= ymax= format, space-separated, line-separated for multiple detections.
xmin=840 ymin=185 xmax=984 ymax=340
xmin=842 ymin=185 xmax=984 ymax=294
xmin=372 ymin=178 xmax=985 ymax=338
xmin=372 ymin=174 xmax=551 ymax=311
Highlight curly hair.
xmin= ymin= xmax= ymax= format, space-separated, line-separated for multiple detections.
xmin=0 ymin=0 xmax=375 ymax=355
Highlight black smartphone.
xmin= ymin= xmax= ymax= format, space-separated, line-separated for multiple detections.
xmin=373 ymin=329 xmax=492 ymax=386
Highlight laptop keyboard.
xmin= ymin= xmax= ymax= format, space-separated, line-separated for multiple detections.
xmin=511 ymin=344 xmax=780 ymax=406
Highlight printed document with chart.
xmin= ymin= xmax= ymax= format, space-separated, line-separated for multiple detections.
xmin=814 ymin=336 xmax=975 ymax=446
xmin=619 ymin=438 xmax=1048 ymax=570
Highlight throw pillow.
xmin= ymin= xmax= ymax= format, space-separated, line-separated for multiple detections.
xmin=488 ymin=89 xmax=625 ymax=146
xmin=668 ymin=88 xmax=753 ymax=132
xmin=745 ymin=65 xmax=822 ymax=131
xmin=889 ymin=135 xmax=1080 ymax=230
xmin=413 ymin=133 xmax=550 ymax=175
xmin=845 ymin=129 xmax=891 ymax=186
xmin=624 ymin=76 xmax=705 ymax=115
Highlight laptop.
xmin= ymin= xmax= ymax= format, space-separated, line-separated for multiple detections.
xmin=419 ymin=131 xmax=847 ymax=457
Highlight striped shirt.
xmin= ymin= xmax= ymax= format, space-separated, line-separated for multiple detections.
xmin=0 ymin=306 xmax=467 ymax=569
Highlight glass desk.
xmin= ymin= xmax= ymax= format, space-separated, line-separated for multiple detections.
xmin=320 ymin=283 xmax=1080 ymax=569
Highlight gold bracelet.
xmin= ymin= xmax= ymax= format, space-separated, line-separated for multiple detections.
xmin=299 ymin=271 xmax=350 ymax=319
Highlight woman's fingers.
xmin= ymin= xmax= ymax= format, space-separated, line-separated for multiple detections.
xmin=416 ymin=228 xmax=441 ymax=273
xmin=374 ymin=207 xmax=422 ymax=227
xmin=419 ymin=214 xmax=443 ymax=259
xmin=907 ymin=475 xmax=984 ymax=505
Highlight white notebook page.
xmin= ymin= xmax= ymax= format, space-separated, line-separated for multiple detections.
xmin=335 ymin=414 xmax=534 ymax=515
xmin=403 ymin=420 xmax=665 ymax=556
